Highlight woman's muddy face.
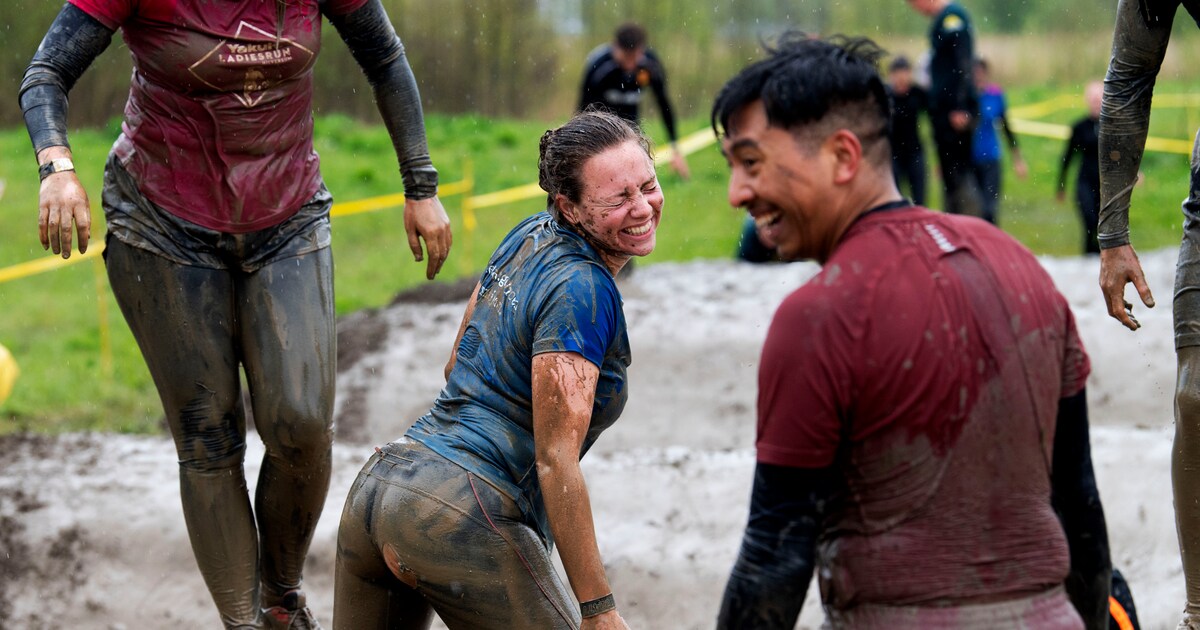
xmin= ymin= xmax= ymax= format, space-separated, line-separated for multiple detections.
xmin=560 ymin=140 xmax=663 ymax=272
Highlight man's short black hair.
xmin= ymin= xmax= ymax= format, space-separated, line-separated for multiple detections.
xmin=614 ymin=23 xmax=648 ymax=51
xmin=712 ymin=32 xmax=892 ymax=161
xmin=889 ymin=55 xmax=912 ymax=72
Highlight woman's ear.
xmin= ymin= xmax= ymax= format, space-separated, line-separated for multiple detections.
xmin=555 ymin=193 xmax=580 ymax=225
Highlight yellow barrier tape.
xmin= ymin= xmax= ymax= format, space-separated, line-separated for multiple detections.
xmin=1151 ymin=93 xmax=1200 ymax=108
xmin=0 ymin=126 xmax=722 ymax=285
xmin=469 ymin=127 xmax=720 ymax=212
xmin=329 ymin=178 xmax=472 ymax=218
xmin=0 ymin=178 xmax=471 ymax=284
xmin=1011 ymin=118 xmax=1192 ymax=155
xmin=654 ymin=127 xmax=719 ymax=163
xmin=470 ymin=182 xmax=545 ymax=210
xmin=1144 ymin=135 xmax=1195 ymax=154
xmin=0 ymin=243 xmax=106 ymax=284
xmin=462 ymin=158 xmax=477 ymax=231
xmin=1008 ymin=93 xmax=1080 ymax=120
xmin=1009 ymin=118 xmax=1072 ymax=140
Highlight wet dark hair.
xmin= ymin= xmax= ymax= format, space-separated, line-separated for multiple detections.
xmin=538 ymin=109 xmax=652 ymax=220
xmin=614 ymin=22 xmax=648 ymax=51
xmin=711 ymin=32 xmax=892 ymax=163
xmin=889 ymin=55 xmax=912 ymax=72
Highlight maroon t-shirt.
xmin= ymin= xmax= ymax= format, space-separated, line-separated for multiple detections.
xmin=70 ymin=0 xmax=368 ymax=232
xmin=757 ymin=207 xmax=1089 ymax=608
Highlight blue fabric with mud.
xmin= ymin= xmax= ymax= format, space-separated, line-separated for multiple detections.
xmin=408 ymin=211 xmax=630 ymax=544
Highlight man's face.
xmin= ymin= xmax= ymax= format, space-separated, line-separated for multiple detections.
xmin=1085 ymin=82 xmax=1103 ymax=117
xmin=613 ymin=46 xmax=645 ymax=73
xmin=889 ymin=67 xmax=912 ymax=93
xmin=906 ymin=0 xmax=938 ymax=17
xmin=973 ymin=64 xmax=988 ymax=89
xmin=721 ymin=101 xmax=842 ymax=262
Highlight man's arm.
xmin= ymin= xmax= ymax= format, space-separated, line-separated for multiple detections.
xmin=578 ymin=48 xmax=606 ymax=113
xmin=1050 ymin=388 xmax=1112 ymax=630
xmin=645 ymin=53 xmax=678 ymax=144
xmin=995 ymin=100 xmax=1028 ymax=177
xmin=716 ymin=463 xmax=837 ymax=630
xmin=1059 ymin=123 xmax=1083 ymax=195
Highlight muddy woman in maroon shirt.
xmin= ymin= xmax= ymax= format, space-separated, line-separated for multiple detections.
xmin=19 ymin=1 xmax=451 ymax=627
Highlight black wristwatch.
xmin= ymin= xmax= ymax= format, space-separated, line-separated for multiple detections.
xmin=38 ymin=157 xmax=75 ymax=181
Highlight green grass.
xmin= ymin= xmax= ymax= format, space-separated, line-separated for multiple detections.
xmin=0 ymin=84 xmax=1196 ymax=433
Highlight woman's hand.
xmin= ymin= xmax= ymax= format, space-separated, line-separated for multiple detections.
xmin=403 ymin=195 xmax=452 ymax=279
xmin=583 ymin=610 xmax=631 ymax=630
xmin=37 ymin=148 xmax=90 ymax=259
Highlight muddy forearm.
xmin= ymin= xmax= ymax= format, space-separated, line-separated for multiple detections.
xmin=532 ymin=352 xmax=611 ymax=605
xmin=1098 ymin=0 xmax=1173 ymax=249
xmin=539 ymin=453 xmax=610 ymax=602
xmin=328 ymin=0 xmax=437 ymax=200
xmin=19 ymin=4 xmax=113 ymax=156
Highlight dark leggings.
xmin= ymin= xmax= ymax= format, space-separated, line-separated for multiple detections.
xmin=931 ymin=111 xmax=984 ymax=218
xmin=105 ymin=239 xmax=335 ymax=628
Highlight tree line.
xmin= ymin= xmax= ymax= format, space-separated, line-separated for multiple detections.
xmin=0 ymin=0 xmax=1180 ymax=129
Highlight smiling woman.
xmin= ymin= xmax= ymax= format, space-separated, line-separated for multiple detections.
xmin=334 ymin=110 xmax=655 ymax=630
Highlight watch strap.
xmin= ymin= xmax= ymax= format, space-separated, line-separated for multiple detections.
xmin=38 ymin=157 xmax=75 ymax=181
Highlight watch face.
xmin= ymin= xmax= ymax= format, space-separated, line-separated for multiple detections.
xmin=39 ymin=158 xmax=74 ymax=181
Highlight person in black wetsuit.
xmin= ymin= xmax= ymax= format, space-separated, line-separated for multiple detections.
xmin=907 ymin=0 xmax=983 ymax=217
xmin=887 ymin=55 xmax=929 ymax=206
xmin=579 ymin=22 xmax=689 ymax=179
xmin=1059 ymin=81 xmax=1102 ymax=255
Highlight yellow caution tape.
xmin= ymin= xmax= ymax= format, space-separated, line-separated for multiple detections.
xmin=0 ymin=243 xmax=106 ymax=284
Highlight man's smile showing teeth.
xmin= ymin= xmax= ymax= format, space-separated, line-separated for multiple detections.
xmin=754 ymin=211 xmax=782 ymax=229
xmin=624 ymin=221 xmax=653 ymax=236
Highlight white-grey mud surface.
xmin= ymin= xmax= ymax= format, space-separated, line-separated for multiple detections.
xmin=0 ymin=250 xmax=1184 ymax=629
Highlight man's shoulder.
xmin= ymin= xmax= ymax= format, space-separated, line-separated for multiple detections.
xmin=583 ymin=44 xmax=615 ymax=71
xmin=936 ymin=3 xmax=972 ymax=33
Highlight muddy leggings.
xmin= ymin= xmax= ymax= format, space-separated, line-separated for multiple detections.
xmin=1176 ymin=132 xmax=1200 ymax=617
xmin=334 ymin=438 xmax=580 ymax=630
xmin=105 ymin=238 xmax=335 ymax=628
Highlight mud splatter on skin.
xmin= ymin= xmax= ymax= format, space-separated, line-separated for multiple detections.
xmin=562 ymin=141 xmax=662 ymax=276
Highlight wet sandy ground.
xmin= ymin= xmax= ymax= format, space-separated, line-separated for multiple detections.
xmin=0 ymin=249 xmax=1185 ymax=629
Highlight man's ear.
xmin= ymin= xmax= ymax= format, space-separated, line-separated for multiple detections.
xmin=828 ymin=129 xmax=864 ymax=185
